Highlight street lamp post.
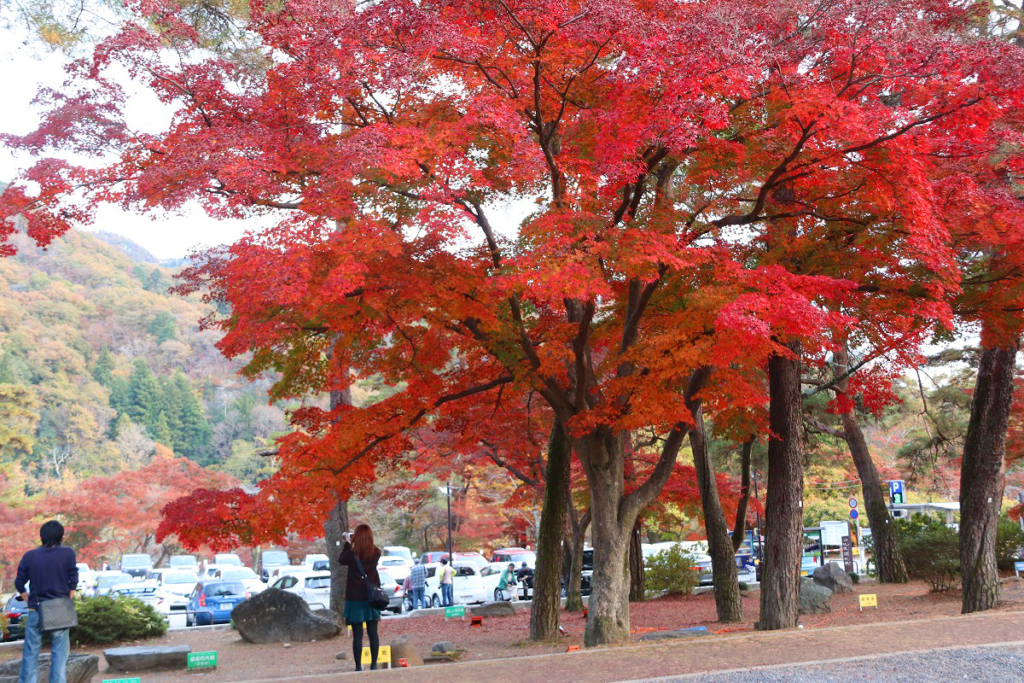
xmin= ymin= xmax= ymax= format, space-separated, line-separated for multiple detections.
xmin=439 ymin=484 xmax=454 ymax=562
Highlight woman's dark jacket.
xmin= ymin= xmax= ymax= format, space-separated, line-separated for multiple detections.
xmin=338 ymin=542 xmax=381 ymax=601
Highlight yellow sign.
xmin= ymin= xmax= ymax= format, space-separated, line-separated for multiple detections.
xmin=361 ymin=645 xmax=391 ymax=666
xmin=859 ymin=593 xmax=878 ymax=610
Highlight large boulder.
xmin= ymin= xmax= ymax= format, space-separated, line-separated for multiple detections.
xmin=799 ymin=578 xmax=833 ymax=615
xmin=232 ymin=588 xmax=341 ymax=644
xmin=813 ymin=562 xmax=854 ymax=594
xmin=390 ymin=635 xmax=424 ymax=667
xmin=0 ymin=653 xmax=99 ymax=683
xmin=470 ymin=601 xmax=517 ymax=617
xmin=104 ymin=645 xmax=191 ymax=671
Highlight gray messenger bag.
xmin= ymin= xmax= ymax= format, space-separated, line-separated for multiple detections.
xmin=39 ymin=597 xmax=78 ymax=631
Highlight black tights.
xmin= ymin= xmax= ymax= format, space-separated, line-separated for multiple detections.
xmin=350 ymin=620 xmax=379 ymax=670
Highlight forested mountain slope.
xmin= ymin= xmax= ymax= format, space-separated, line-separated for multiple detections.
xmin=0 ymin=229 xmax=284 ymax=492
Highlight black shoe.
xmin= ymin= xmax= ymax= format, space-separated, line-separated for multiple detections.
xmin=370 ymin=663 xmax=377 ymax=670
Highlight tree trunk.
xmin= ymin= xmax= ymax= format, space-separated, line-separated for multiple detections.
xmin=529 ymin=421 xmax=572 ymax=641
xmin=690 ymin=407 xmax=743 ymax=622
xmin=324 ymin=498 xmax=349 ymax=614
xmin=732 ymin=438 xmax=754 ymax=553
xmin=758 ymin=343 xmax=804 ymax=631
xmin=960 ymin=339 xmax=1018 ymax=614
xmin=832 ymin=348 xmax=907 ymax=583
xmin=324 ymin=386 xmax=352 ymax=615
xmin=628 ymin=518 xmax=645 ymax=602
xmin=565 ymin=507 xmax=590 ymax=613
xmin=584 ymin=466 xmax=632 ymax=647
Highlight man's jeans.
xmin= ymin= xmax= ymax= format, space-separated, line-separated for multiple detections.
xmin=19 ymin=610 xmax=70 ymax=683
xmin=412 ymin=587 xmax=426 ymax=610
xmin=441 ymin=583 xmax=453 ymax=607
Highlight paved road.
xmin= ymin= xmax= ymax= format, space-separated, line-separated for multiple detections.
xmin=647 ymin=643 xmax=1024 ymax=682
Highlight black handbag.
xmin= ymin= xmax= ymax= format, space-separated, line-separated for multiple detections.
xmin=39 ymin=597 xmax=78 ymax=631
xmin=354 ymin=555 xmax=390 ymax=610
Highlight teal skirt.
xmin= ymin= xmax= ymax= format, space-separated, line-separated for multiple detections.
xmin=343 ymin=599 xmax=381 ymax=625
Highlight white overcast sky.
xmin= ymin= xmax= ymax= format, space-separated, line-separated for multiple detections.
xmin=1 ymin=30 xmax=256 ymax=259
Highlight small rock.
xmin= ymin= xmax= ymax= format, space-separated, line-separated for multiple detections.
xmin=470 ymin=601 xmax=517 ymax=617
xmin=283 ymin=643 xmax=291 ymax=649
xmin=431 ymin=641 xmax=458 ymax=655
xmin=335 ymin=652 xmax=348 ymax=660
xmin=389 ymin=635 xmax=424 ymax=667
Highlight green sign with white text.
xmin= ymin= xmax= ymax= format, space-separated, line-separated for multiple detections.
xmin=187 ymin=651 xmax=218 ymax=669
xmin=444 ymin=605 xmax=466 ymax=618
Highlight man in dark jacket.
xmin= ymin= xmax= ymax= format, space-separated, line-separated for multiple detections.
xmin=15 ymin=520 xmax=78 ymax=683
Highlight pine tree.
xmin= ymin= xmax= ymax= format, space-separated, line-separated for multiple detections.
xmin=150 ymin=411 xmax=173 ymax=448
xmin=147 ymin=312 xmax=177 ymax=343
xmin=126 ymin=360 xmax=164 ymax=428
xmin=92 ymin=346 xmax=115 ymax=386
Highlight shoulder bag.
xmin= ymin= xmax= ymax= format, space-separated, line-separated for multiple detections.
xmin=39 ymin=597 xmax=78 ymax=631
xmin=354 ymin=555 xmax=390 ymax=610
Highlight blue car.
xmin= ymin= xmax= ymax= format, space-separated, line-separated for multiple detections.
xmin=186 ymin=580 xmax=248 ymax=626
xmin=2 ymin=594 xmax=28 ymax=641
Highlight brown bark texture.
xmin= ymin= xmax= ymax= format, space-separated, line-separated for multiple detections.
xmin=529 ymin=421 xmax=572 ymax=641
xmin=960 ymin=340 xmax=1018 ymax=613
xmin=833 ymin=348 xmax=907 ymax=583
xmin=690 ymin=406 xmax=743 ymax=622
xmin=628 ymin=518 xmax=645 ymax=602
xmin=758 ymin=343 xmax=804 ymax=631
xmin=325 ymin=386 xmax=352 ymax=615
xmin=731 ymin=439 xmax=754 ymax=553
xmin=564 ymin=507 xmax=590 ymax=613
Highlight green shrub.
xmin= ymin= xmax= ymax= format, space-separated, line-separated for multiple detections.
xmin=894 ymin=515 xmax=960 ymax=592
xmin=737 ymin=581 xmax=750 ymax=591
xmin=848 ymin=571 xmax=860 ymax=584
xmin=0 ymin=611 xmax=8 ymax=638
xmin=644 ymin=545 xmax=700 ymax=597
xmin=996 ymin=517 xmax=1024 ymax=571
xmin=72 ymin=595 xmax=167 ymax=646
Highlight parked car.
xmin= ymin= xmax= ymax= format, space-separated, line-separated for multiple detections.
xmin=378 ymin=570 xmax=404 ymax=614
xmin=404 ymin=564 xmax=439 ymax=610
xmin=425 ymin=562 xmax=487 ymax=606
xmin=480 ymin=563 xmax=518 ymax=602
xmin=382 ymin=546 xmax=413 ymax=560
xmin=378 ymin=556 xmax=413 ymax=582
xmin=168 ymin=555 xmax=198 ymax=570
xmin=419 ymin=551 xmax=447 ymax=565
xmin=186 ymin=580 xmax=248 ymax=626
xmin=1 ymin=594 xmax=28 ymax=642
xmin=580 ymin=549 xmax=593 ymax=596
xmin=266 ymin=565 xmax=310 ymax=584
xmin=491 ymin=548 xmax=537 ymax=569
xmin=426 ymin=552 xmax=488 ymax=570
xmin=151 ymin=569 xmax=198 ymax=615
xmin=110 ymin=583 xmax=163 ymax=611
xmin=76 ymin=568 xmax=96 ymax=593
xmin=92 ymin=571 xmax=135 ymax=596
xmin=302 ymin=554 xmax=329 ymax=569
xmin=214 ymin=553 xmax=244 ymax=567
xmin=119 ymin=553 xmax=153 ymax=580
xmin=270 ymin=571 xmax=331 ymax=609
xmin=260 ymin=549 xmax=290 ymax=582
xmin=215 ymin=567 xmax=266 ymax=595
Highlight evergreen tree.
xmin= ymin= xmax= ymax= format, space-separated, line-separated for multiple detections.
xmin=147 ymin=312 xmax=177 ymax=343
xmin=107 ymin=376 xmax=131 ymax=423
xmin=163 ymin=373 xmax=212 ymax=464
xmin=150 ymin=411 xmax=173 ymax=448
xmin=126 ymin=360 xmax=164 ymax=427
xmin=92 ymin=346 xmax=115 ymax=386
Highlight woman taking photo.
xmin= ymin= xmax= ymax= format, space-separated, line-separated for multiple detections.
xmin=338 ymin=524 xmax=382 ymax=671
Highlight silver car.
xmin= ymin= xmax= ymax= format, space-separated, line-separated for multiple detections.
xmin=377 ymin=570 xmax=404 ymax=614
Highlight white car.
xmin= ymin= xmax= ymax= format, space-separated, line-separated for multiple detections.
xmin=480 ymin=563 xmax=521 ymax=602
xmin=91 ymin=571 xmax=135 ymax=596
xmin=271 ymin=571 xmax=331 ymax=609
xmin=378 ymin=556 xmax=413 ymax=582
xmin=215 ymin=567 xmax=266 ymax=595
xmin=151 ymin=569 xmax=199 ymax=614
xmin=110 ymin=582 xmax=163 ymax=610
xmin=382 ymin=546 xmax=413 ymax=560
xmin=425 ymin=563 xmax=487 ymax=607
xmin=214 ymin=553 xmax=244 ymax=567
xmin=302 ymin=554 xmax=329 ymax=569
xmin=266 ymin=565 xmax=310 ymax=583
xmin=76 ymin=569 xmax=96 ymax=593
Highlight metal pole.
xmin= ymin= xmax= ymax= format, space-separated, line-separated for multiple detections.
xmin=753 ymin=475 xmax=763 ymax=559
xmin=446 ymin=485 xmax=454 ymax=561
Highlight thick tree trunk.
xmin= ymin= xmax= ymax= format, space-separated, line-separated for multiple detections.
xmin=758 ymin=343 xmax=804 ymax=631
xmin=833 ymin=348 xmax=907 ymax=583
xmin=564 ymin=507 xmax=590 ymax=613
xmin=529 ymin=422 xmax=572 ymax=641
xmin=584 ymin=471 xmax=632 ymax=647
xmin=324 ymin=498 xmax=349 ymax=614
xmin=960 ymin=340 xmax=1018 ymax=614
xmin=690 ymin=407 xmax=743 ymax=622
xmin=732 ymin=439 xmax=754 ymax=553
xmin=628 ymin=518 xmax=645 ymax=602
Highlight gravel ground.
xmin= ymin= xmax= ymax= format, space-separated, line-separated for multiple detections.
xmin=669 ymin=644 xmax=1024 ymax=682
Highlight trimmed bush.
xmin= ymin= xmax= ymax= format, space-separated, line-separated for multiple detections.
xmin=848 ymin=571 xmax=860 ymax=584
xmin=996 ymin=517 xmax=1024 ymax=571
xmin=737 ymin=581 xmax=750 ymax=591
xmin=644 ymin=545 xmax=700 ymax=596
xmin=72 ymin=595 xmax=167 ymax=645
xmin=894 ymin=516 xmax=960 ymax=592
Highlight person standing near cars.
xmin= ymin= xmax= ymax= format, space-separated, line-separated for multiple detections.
xmin=438 ymin=558 xmax=455 ymax=607
xmin=338 ymin=524 xmax=383 ymax=672
xmin=496 ymin=562 xmax=517 ymax=601
xmin=15 ymin=520 xmax=79 ymax=683
xmin=408 ymin=559 xmax=427 ymax=610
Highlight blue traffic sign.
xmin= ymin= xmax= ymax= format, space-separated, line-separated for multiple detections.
xmin=849 ymin=498 xmax=858 ymax=508
xmin=889 ymin=480 xmax=906 ymax=505
xmin=850 ymin=509 xmax=859 ymax=520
